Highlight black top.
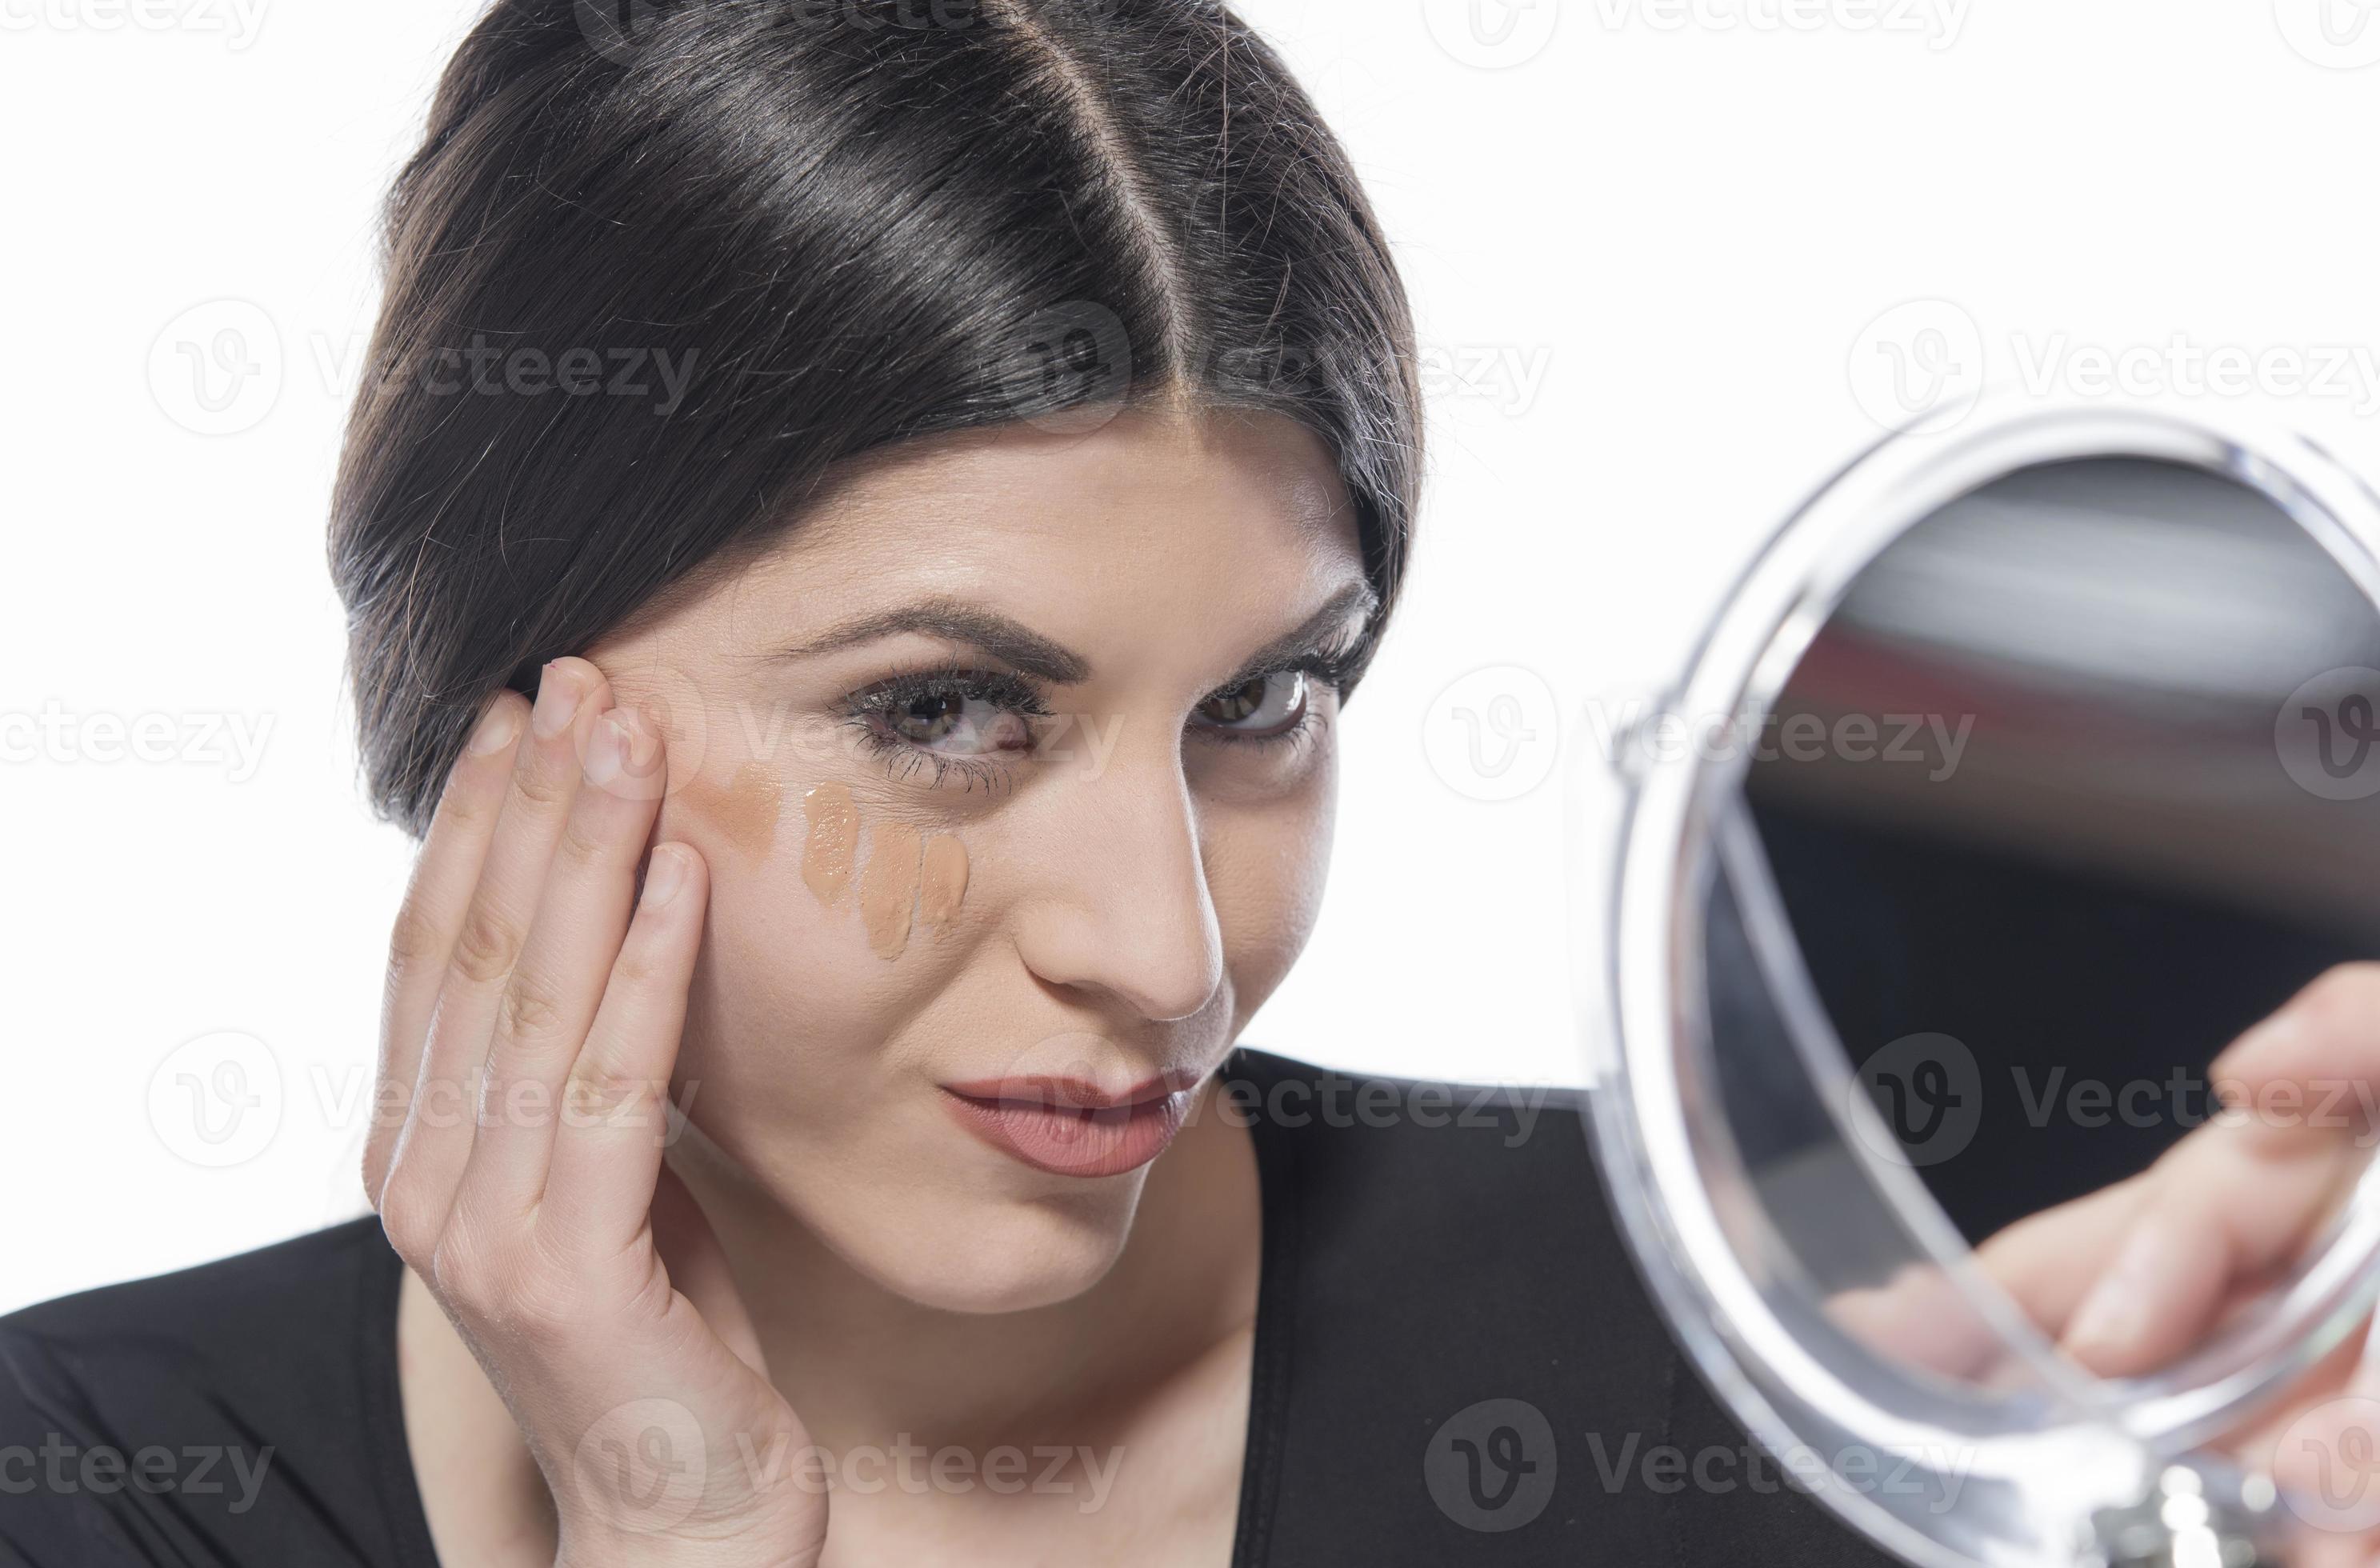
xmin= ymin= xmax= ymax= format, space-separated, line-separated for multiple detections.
xmin=0 ymin=1048 xmax=1897 ymax=1566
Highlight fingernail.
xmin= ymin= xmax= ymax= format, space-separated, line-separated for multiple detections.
xmin=614 ymin=706 xmax=663 ymax=779
xmin=532 ymin=661 xmax=583 ymax=739
xmin=585 ymin=714 xmax=629 ymax=786
xmin=642 ymin=846 xmax=687 ymax=909
xmin=467 ymin=699 xmax=522 ymax=755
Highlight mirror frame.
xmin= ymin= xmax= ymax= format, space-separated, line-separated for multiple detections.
xmin=1570 ymin=399 xmax=2380 ymax=1566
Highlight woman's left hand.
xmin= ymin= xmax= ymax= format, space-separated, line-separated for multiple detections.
xmin=1834 ymin=963 xmax=2380 ymax=1563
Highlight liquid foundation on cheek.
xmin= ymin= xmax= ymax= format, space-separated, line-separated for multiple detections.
xmin=798 ymin=784 xmax=970 ymax=961
xmin=858 ymin=820 xmax=924 ymax=959
xmin=713 ymin=762 xmax=782 ymax=859
xmin=918 ymin=834 xmax=969 ymax=929
xmin=801 ymin=782 xmax=860 ymax=906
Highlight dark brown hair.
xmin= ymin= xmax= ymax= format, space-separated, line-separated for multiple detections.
xmin=330 ymin=0 xmax=1422 ymax=837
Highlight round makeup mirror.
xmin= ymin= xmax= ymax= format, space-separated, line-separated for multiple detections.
xmin=1574 ymin=402 xmax=2380 ymax=1567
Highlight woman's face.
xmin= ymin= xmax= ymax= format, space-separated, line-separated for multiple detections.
xmin=587 ymin=406 xmax=1368 ymax=1314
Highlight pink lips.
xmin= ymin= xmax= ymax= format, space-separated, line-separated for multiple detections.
xmin=940 ymin=1072 xmax=1203 ymax=1178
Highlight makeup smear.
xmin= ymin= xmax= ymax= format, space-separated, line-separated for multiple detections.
xmin=706 ymin=762 xmax=782 ymax=858
xmin=802 ymin=782 xmax=860 ymax=906
xmin=859 ymin=819 xmax=925 ymax=958
xmin=918 ymin=834 xmax=970 ymax=929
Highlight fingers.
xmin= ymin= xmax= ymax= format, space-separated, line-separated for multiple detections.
xmin=2213 ymin=965 xmax=2380 ymax=1147
xmin=2057 ymin=967 xmax=2380 ymax=1378
xmin=542 ymin=842 xmax=710 ymax=1256
xmin=652 ymin=1162 xmax=772 ymax=1381
xmin=1966 ymin=1172 xmax=2153 ymax=1337
xmin=366 ymin=689 xmax=529 ymax=1204
xmin=454 ymin=706 xmax=667 ymax=1217
xmin=2062 ymin=1125 xmax=2356 ymax=1376
xmin=381 ymin=658 xmax=613 ymax=1254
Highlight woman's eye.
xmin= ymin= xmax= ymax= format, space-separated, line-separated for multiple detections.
xmin=1194 ymin=670 xmax=1310 ymax=738
xmin=882 ymin=690 xmax=1034 ymax=755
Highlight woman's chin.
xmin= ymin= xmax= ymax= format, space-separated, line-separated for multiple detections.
xmin=830 ymin=1182 xmax=1146 ymax=1316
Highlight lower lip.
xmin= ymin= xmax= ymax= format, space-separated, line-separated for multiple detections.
xmin=941 ymin=1088 xmax=1195 ymax=1178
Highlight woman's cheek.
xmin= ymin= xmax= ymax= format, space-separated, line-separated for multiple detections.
xmin=668 ymin=768 xmax=978 ymax=1121
xmin=1208 ymin=746 xmax=1339 ymax=1030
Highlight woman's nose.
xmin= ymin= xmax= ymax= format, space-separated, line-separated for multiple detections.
xmin=1006 ymin=742 xmax=1225 ymax=1025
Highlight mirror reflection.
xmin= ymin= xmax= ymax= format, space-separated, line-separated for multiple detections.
xmin=1721 ymin=457 xmax=2380 ymax=1388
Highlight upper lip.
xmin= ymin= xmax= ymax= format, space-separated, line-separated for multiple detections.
xmin=942 ymin=1068 xmax=1206 ymax=1112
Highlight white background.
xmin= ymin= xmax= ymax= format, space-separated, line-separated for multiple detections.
xmin=6 ymin=0 xmax=2380 ymax=1313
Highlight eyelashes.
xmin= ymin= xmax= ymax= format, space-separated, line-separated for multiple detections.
xmin=840 ymin=657 xmax=1045 ymax=796
xmin=837 ymin=634 xmax=1360 ymax=794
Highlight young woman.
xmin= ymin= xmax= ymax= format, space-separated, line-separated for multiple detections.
xmin=6 ymin=3 xmax=2378 ymax=1565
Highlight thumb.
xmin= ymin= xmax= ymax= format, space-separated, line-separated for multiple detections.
xmin=651 ymin=1160 xmax=772 ymax=1382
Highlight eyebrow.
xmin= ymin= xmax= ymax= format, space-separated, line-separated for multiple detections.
xmin=1222 ymin=580 xmax=1380 ymax=684
xmin=764 ymin=580 xmax=1380 ymax=687
xmin=769 ymin=595 xmax=1093 ymax=682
